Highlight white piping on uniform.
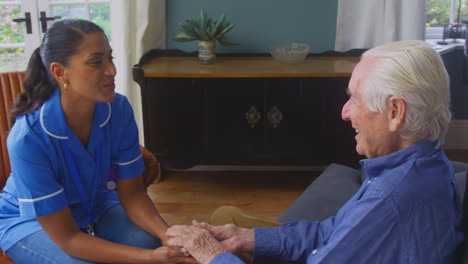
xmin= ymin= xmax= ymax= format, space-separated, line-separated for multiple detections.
xmin=40 ymin=104 xmax=68 ymax=140
xmin=115 ymin=154 xmax=142 ymax=166
xmin=18 ymin=188 xmax=64 ymax=202
xmin=99 ymin=103 xmax=111 ymax=128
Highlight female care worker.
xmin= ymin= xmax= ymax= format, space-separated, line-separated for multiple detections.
xmin=0 ymin=19 xmax=195 ymax=264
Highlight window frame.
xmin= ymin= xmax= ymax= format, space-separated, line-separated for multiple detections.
xmin=425 ymin=0 xmax=460 ymax=39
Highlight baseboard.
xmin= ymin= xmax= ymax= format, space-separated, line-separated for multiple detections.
xmin=445 ymin=120 xmax=468 ymax=149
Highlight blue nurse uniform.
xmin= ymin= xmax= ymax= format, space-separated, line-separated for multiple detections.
xmin=0 ymin=89 xmax=145 ymax=251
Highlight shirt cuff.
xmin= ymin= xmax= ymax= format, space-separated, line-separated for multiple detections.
xmin=19 ymin=188 xmax=68 ymax=217
xmin=209 ymin=252 xmax=245 ymax=264
xmin=115 ymin=155 xmax=145 ymax=180
xmin=253 ymin=227 xmax=283 ymax=260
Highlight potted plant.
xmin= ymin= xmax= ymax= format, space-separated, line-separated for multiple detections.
xmin=175 ymin=9 xmax=236 ymax=64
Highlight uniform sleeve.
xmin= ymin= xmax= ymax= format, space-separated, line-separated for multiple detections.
xmin=8 ymin=134 xmax=67 ymax=218
xmin=112 ymin=96 xmax=145 ymax=180
xmin=253 ymin=217 xmax=335 ymax=263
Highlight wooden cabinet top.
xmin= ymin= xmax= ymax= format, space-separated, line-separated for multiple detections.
xmin=138 ymin=56 xmax=360 ymax=78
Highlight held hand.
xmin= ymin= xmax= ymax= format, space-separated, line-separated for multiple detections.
xmin=166 ymin=225 xmax=227 ymax=264
xmin=192 ymin=220 xmax=255 ymax=253
xmin=151 ymin=246 xmax=198 ymax=264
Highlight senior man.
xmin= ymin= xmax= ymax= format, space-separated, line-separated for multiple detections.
xmin=166 ymin=41 xmax=464 ymax=263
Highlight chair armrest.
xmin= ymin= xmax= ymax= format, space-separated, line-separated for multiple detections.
xmin=140 ymin=145 xmax=161 ymax=188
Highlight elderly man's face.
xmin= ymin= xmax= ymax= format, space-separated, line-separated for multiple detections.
xmin=341 ymin=57 xmax=401 ymax=159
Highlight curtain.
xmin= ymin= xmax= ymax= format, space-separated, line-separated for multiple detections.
xmin=110 ymin=0 xmax=166 ymax=145
xmin=335 ymin=0 xmax=425 ymax=52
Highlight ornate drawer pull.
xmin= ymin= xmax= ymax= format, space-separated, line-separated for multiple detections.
xmin=245 ymin=106 xmax=261 ymax=128
xmin=267 ymin=105 xmax=283 ymax=128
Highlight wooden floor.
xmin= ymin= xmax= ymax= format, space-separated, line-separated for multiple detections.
xmin=149 ymin=149 xmax=468 ymax=227
xmin=148 ymin=170 xmax=320 ymax=226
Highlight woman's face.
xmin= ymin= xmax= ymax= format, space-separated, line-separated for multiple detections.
xmin=62 ymin=32 xmax=116 ymax=103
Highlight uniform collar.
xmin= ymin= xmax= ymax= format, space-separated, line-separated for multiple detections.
xmin=40 ymin=89 xmax=112 ymax=140
xmin=360 ymin=140 xmax=439 ymax=179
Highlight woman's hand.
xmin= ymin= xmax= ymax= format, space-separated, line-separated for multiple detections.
xmin=166 ymin=225 xmax=227 ymax=264
xmin=191 ymin=220 xmax=255 ymax=254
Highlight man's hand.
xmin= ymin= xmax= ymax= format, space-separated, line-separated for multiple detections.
xmin=151 ymin=246 xmax=199 ymax=264
xmin=192 ymin=220 xmax=255 ymax=254
xmin=166 ymin=225 xmax=227 ymax=264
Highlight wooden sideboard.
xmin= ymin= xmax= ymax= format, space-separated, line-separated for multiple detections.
xmin=133 ymin=53 xmax=362 ymax=169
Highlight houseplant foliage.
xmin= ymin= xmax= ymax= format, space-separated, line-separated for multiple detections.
xmin=175 ymin=9 xmax=236 ymax=46
xmin=175 ymin=9 xmax=236 ymax=63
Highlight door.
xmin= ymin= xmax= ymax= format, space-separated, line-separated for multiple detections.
xmin=263 ymin=78 xmax=305 ymax=164
xmin=0 ymin=0 xmax=110 ymax=72
xmin=202 ymin=78 xmax=265 ymax=164
xmin=302 ymin=77 xmax=361 ymax=167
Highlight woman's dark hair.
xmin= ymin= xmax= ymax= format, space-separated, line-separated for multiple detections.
xmin=10 ymin=19 xmax=105 ymax=122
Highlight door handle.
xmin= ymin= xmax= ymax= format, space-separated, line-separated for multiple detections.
xmin=39 ymin=11 xmax=61 ymax=33
xmin=13 ymin=12 xmax=32 ymax=34
xmin=245 ymin=106 xmax=261 ymax=128
xmin=267 ymin=105 xmax=283 ymax=128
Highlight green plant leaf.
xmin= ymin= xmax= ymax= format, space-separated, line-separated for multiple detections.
xmin=206 ymin=18 xmax=214 ymax=39
xmin=212 ymin=14 xmax=226 ymax=37
xmin=175 ymin=9 xmax=236 ymax=45
xmin=174 ymin=32 xmax=198 ymax=42
xmin=198 ymin=9 xmax=210 ymax=40
xmin=178 ymin=19 xmax=199 ymax=39
xmin=217 ymin=35 xmax=237 ymax=46
xmin=191 ymin=19 xmax=207 ymax=40
xmin=213 ymin=23 xmax=234 ymax=41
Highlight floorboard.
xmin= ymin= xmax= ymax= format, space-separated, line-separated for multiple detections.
xmin=148 ymin=170 xmax=320 ymax=225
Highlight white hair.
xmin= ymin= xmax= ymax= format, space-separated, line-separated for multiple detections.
xmin=360 ymin=40 xmax=451 ymax=148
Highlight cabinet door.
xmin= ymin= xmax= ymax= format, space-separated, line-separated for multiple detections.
xmin=200 ymin=78 xmax=265 ymax=164
xmin=302 ymin=78 xmax=361 ymax=167
xmin=141 ymin=78 xmax=203 ymax=169
xmin=263 ymin=78 xmax=306 ymax=164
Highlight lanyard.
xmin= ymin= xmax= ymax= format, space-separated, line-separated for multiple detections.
xmin=106 ymin=165 xmax=118 ymax=191
xmin=60 ymin=140 xmax=100 ymax=236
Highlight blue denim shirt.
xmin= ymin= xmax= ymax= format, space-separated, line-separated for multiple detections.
xmin=210 ymin=140 xmax=464 ymax=264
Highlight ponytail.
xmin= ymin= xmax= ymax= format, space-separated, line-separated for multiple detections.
xmin=10 ymin=48 xmax=56 ymax=122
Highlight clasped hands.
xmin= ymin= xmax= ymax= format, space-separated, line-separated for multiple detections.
xmin=166 ymin=220 xmax=255 ymax=264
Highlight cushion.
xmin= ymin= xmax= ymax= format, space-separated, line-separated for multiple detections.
xmin=456 ymin=170 xmax=467 ymax=201
xmin=277 ymin=163 xmax=362 ymax=223
xmin=451 ymin=161 xmax=468 ymax=201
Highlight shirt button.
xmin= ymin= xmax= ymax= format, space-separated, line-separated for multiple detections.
xmin=367 ymin=180 xmax=372 ymax=184
xmin=312 ymin=249 xmax=318 ymax=254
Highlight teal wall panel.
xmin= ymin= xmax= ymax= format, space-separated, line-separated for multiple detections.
xmin=165 ymin=1 xmax=468 ymax=119
xmin=166 ymin=0 xmax=338 ymax=54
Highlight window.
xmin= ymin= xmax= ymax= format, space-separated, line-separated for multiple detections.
xmin=0 ymin=0 xmax=110 ymax=73
xmin=426 ymin=0 xmax=468 ymax=39
xmin=47 ymin=0 xmax=110 ymax=40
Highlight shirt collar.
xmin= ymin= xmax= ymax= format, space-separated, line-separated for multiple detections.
xmin=360 ymin=140 xmax=439 ymax=179
xmin=40 ymin=89 xmax=112 ymax=140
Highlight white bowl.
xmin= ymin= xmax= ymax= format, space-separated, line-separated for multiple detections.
xmin=270 ymin=43 xmax=310 ymax=64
